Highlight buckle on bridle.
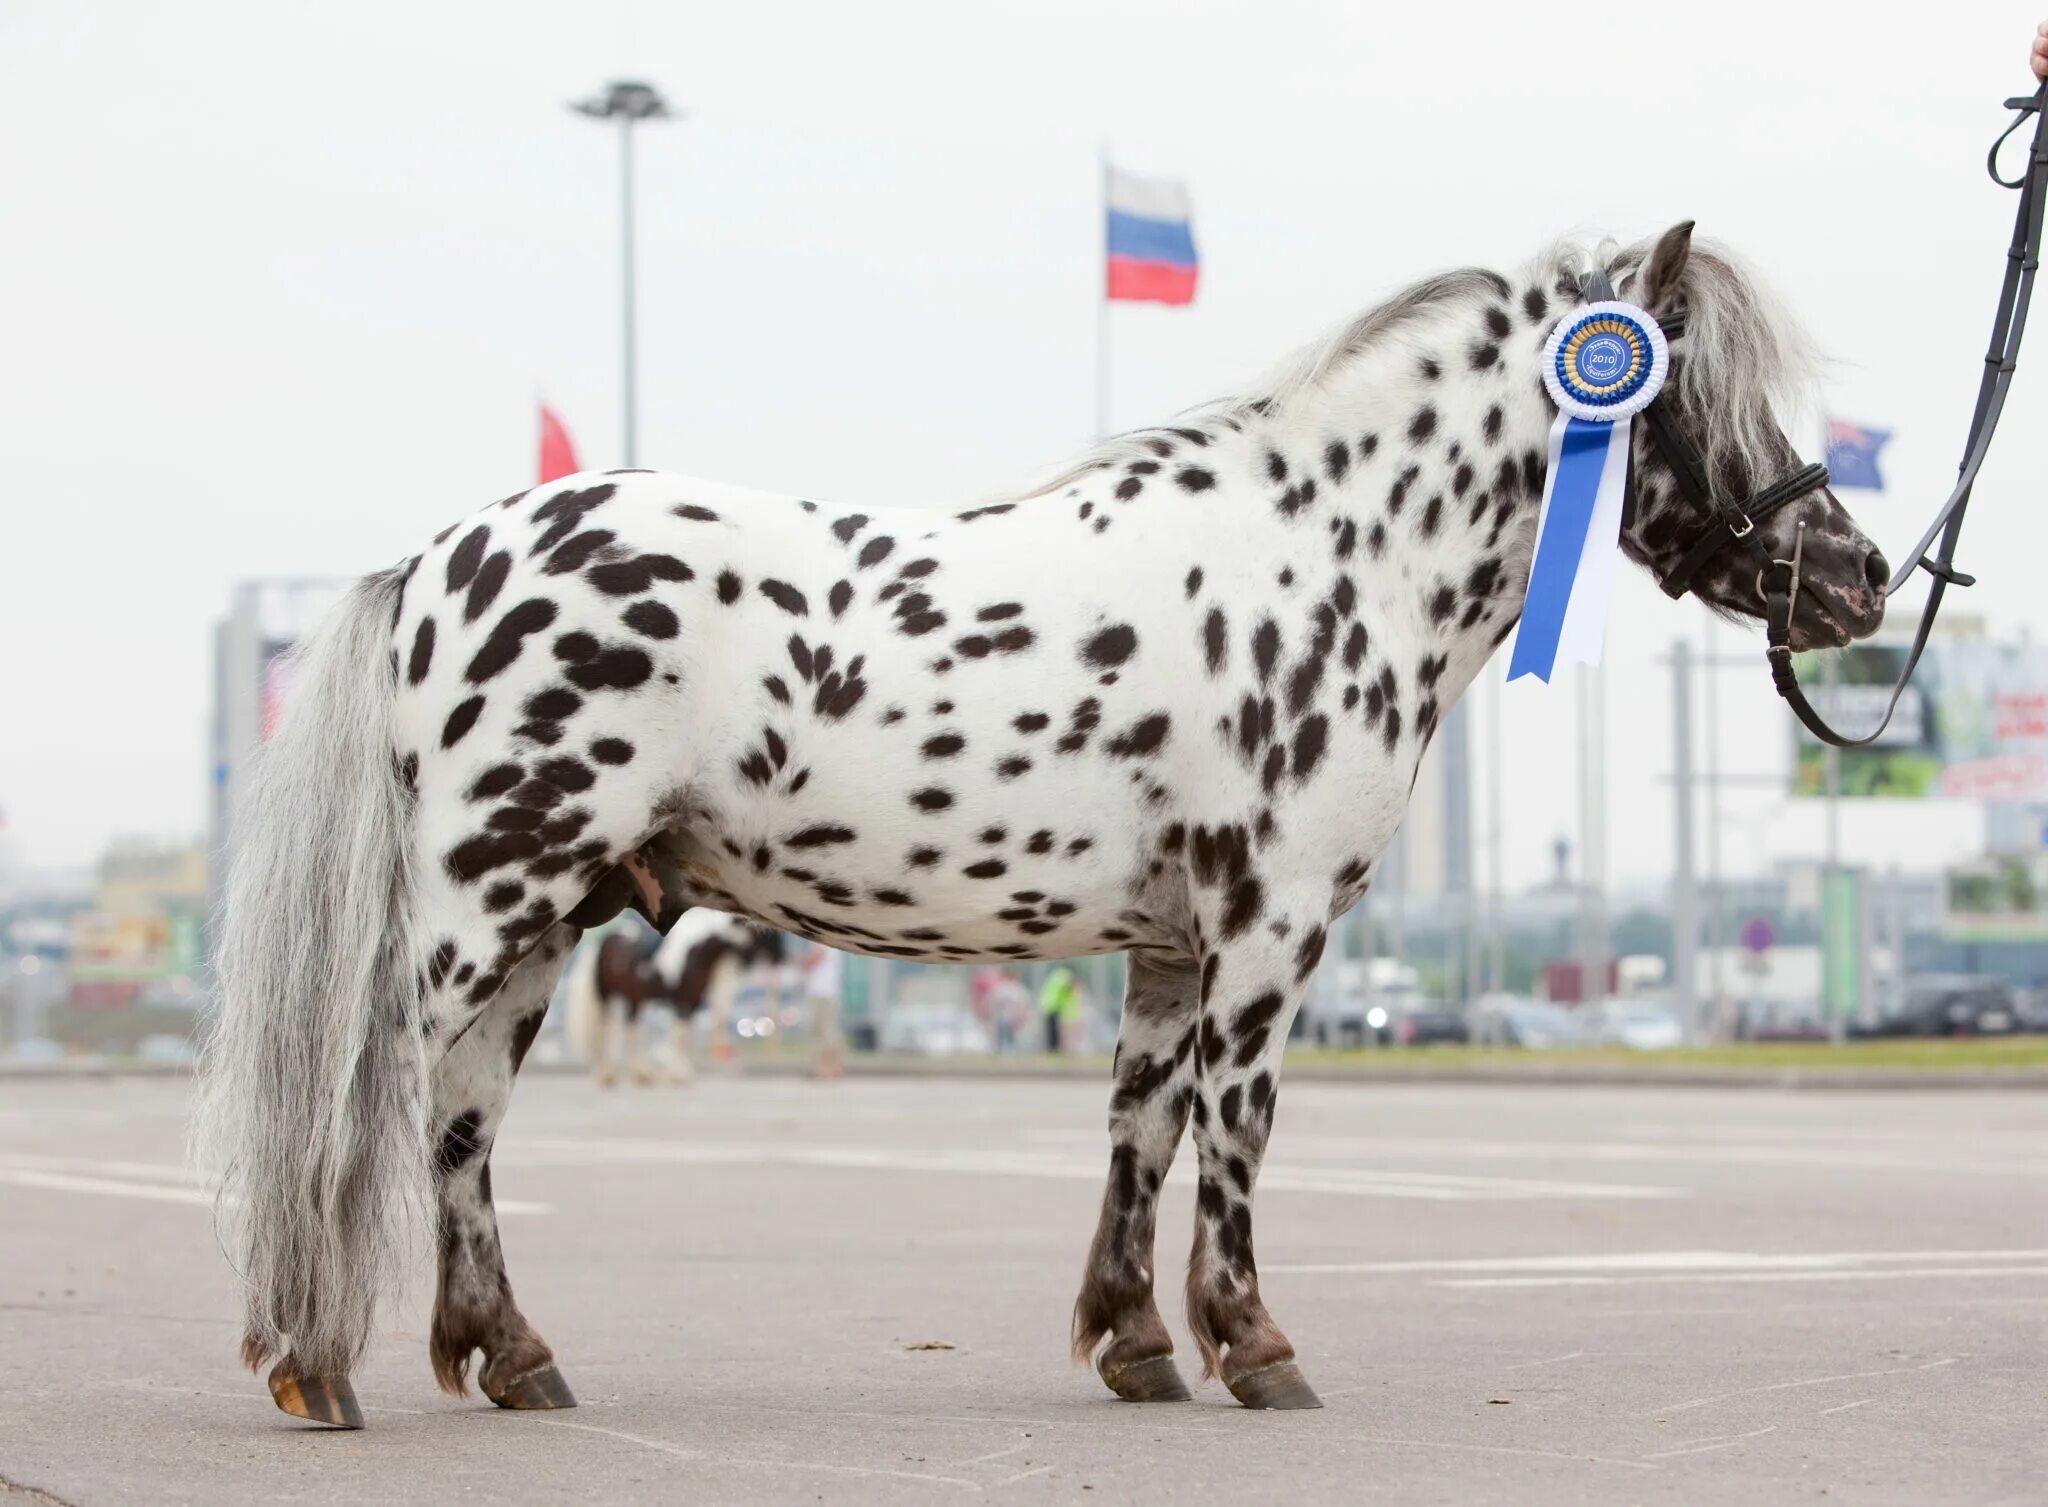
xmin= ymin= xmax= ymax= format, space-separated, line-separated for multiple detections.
xmin=1726 ymin=511 xmax=1755 ymax=540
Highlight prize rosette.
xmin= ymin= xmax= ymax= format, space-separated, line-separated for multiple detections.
xmin=1507 ymin=298 xmax=1671 ymax=683
xmin=1542 ymin=301 xmax=1669 ymax=421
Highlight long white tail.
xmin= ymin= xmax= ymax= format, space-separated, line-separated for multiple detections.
xmin=192 ymin=568 xmax=429 ymax=1380
xmin=564 ymin=940 xmax=605 ymax=1064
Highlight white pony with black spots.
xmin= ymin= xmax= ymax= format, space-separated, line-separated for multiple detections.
xmin=195 ymin=223 xmax=1887 ymax=1428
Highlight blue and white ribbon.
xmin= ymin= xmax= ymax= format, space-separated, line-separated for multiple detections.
xmin=1506 ymin=300 xmax=1669 ymax=682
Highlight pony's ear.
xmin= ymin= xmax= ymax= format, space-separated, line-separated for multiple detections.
xmin=1638 ymin=220 xmax=1695 ymax=312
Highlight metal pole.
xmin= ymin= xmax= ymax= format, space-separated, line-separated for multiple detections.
xmin=1884 ymin=862 xmax=1905 ymax=1022
xmin=1577 ymin=665 xmax=1607 ymax=1009
xmin=1388 ymin=833 xmax=1407 ymax=988
xmin=1670 ymin=639 xmax=1699 ymax=1037
xmin=1702 ymin=611 xmax=1725 ymax=1031
xmin=1484 ymin=662 xmax=1504 ymax=992
xmin=619 ymin=114 xmax=639 ymax=467
xmin=1094 ymin=145 xmax=1111 ymax=439
xmin=1461 ymin=834 xmax=1481 ymax=1005
xmin=1823 ymin=657 xmax=1845 ymax=1042
xmin=1356 ymin=875 xmax=1376 ymax=1041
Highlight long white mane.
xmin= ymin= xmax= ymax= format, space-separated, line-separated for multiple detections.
xmin=1016 ymin=234 xmax=1818 ymax=505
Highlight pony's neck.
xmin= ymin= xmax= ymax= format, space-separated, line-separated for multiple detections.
xmin=1243 ymin=272 xmax=1564 ymax=712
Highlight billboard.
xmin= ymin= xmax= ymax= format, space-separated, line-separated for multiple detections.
xmin=1942 ymin=854 xmax=2048 ymax=941
xmin=1791 ymin=639 xmax=2048 ymax=800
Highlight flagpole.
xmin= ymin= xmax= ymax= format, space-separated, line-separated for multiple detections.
xmin=1095 ymin=142 xmax=1111 ymax=440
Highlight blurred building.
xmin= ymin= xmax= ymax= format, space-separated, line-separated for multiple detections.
xmin=69 ymin=839 xmax=208 ymax=1004
xmin=208 ymin=579 xmax=347 ymax=937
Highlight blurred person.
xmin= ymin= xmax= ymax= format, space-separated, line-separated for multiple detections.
xmin=969 ymin=965 xmax=1005 ymax=1046
xmin=972 ymin=965 xmax=1032 ymax=1051
xmin=802 ymin=939 xmax=845 ymax=1080
xmin=2033 ymin=19 xmax=2048 ymax=79
xmin=1040 ymin=964 xmax=1082 ymax=1054
xmin=995 ymin=969 xmax=1033 ymax=1052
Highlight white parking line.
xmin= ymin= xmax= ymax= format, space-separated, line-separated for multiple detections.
xmin=1265 ymin=1248 xmax=2048 ymax=1288
xmin=1656 ymin=1357 xmax=1958 ymax=1415
xmin=1641 ymin=1424 xmax=1778 ymax=1460
xmin=497 ymin=1136 xmax=1681 ymax=1202
xmin=1439 ymin=1265 xmax=2048 ymax=1289
xmin=0 ymin=1155 xmax=548 ymax=1215
xmin=1028 ymin=1127 xmax=2048 ymax=1179
xmin=0 ymin=1168 xmax=218 ymax=1207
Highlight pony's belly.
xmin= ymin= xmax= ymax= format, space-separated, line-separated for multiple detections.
xmin=695 ymin=841 xmax=1153 ymax=964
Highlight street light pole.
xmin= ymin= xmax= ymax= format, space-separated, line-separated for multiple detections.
xmin=571 ymin=79 xmax=674 ymax=467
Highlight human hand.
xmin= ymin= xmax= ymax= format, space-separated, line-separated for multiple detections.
xmin=2033 ymin=19 xmax=2048 ymax=81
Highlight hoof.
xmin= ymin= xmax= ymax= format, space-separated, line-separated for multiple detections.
xmin=483 ymin=1362 xmax=578 ymax=1411
xmin=1225 ymin=1360 xmax=1323 ymax=1411
xmin=267 ymin=1365 xmax=364 ymax=1429
xmin=1101 ymin=1353 xmax=1193 ymax=1403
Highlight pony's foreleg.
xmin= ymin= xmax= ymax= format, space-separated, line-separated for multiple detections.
xmin=704 ymin=959 xmax=740 ymax=1069
xmin=664 ymin=1007 xmax=696 ymax=1086
xmin=1072 ymin=951 xmax=1199 ymax=1402
xmin=428 ymin=924 xmax=577 ymax=1411
xmin=1183 ymin=903 xmax=1327 ymax=1411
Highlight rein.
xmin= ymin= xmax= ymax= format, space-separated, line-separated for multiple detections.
xmin=1620 ymin=82 xmax=2048 ymax=748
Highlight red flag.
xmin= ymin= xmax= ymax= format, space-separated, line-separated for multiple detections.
xmin=538 ymin=403 xmax=580 ymax=483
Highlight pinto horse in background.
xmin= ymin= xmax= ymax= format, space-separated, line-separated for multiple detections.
xmin=564 ymin=914 xmax=786 ymax=1085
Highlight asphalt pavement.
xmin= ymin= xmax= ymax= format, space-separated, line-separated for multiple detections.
xmin=3 ymin=1071 xmax=2045 ymax=1505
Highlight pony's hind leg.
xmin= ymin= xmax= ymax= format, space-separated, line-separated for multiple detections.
xmin=1072 ymin=951 xmax=1200 ymax=1402
xmin=595 ymin=996 xmax=628 ymax=1088
xmin=1185 ymin=904 xmax=1326 ymax=1410
xmin=627 ymin=1002 xmax=658 ymax=1085
xmin=429 ymin=922 xmax=578 ymax=1410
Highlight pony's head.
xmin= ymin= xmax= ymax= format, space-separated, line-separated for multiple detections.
xmin=1604 ymin=223 xmax=1888 ymax=649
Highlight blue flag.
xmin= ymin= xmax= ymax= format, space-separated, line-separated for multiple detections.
xmin=1825 ymin=420 xmax=1891 ymax=491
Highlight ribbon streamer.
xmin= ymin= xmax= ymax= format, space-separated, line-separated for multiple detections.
xmin=1506 ymin=413 xmax=1632 ymax=681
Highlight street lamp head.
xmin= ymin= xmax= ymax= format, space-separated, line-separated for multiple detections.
xmin=569 ymin=79 xmax=675 ymax=123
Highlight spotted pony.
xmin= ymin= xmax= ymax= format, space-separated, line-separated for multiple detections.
xmin=195 ymin=224 xmax=1886 ymax=1428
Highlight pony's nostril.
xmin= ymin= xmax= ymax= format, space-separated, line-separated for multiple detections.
xmin=1864 ymin=548 xmax=1890 ymax=597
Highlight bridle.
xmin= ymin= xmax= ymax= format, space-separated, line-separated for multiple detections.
xmin=1595 ymin=82 xmax=2048 ymax=749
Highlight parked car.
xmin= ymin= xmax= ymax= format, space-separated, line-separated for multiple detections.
xmin=1734 ymin=999 xmax=1829 ymax=1042
xmin=1389 ymin=1003 xmax=1470 ymax=1047
xmin=1299 ymin=959 xmax=1424 ymax=1047
xmin=1855 ymin=978 xmax=2022 ymax=1038
xmin=1305 ymin=998 xmax=1465 ymax=1049
xmin=1593 ymin=999 xmax=1685 ymax=1050
xmin=1470 ymin=995 xmax=1586 ymax=1049
xmin=136 ymin=1033 xmax=196 ymax=1065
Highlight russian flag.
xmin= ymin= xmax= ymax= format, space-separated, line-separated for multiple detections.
xmin=1106 ymin=168 xmax=1197 ymax=306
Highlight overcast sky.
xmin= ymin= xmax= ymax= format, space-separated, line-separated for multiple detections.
xmin=3 ymin=0 xmax=2043 ymax=890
